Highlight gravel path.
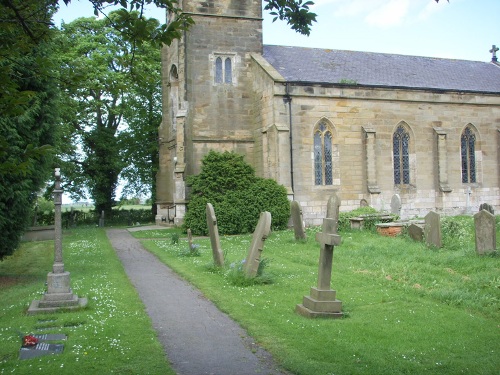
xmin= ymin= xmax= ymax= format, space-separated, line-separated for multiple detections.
xmin=106 ymin=228 xmax=290 ymax=375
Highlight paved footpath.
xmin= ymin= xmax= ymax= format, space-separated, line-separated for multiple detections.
xmin=106 ymin=228 xmax=291 ymax=375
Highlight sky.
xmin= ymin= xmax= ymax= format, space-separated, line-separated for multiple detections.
xmin=54 ymin=0 xmax=500 ymax=62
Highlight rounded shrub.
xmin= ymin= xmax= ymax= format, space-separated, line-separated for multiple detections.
xmin=183 ymin=151 xmax=290 ymax=235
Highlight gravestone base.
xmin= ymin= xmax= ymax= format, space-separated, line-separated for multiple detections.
xmin=296 ymin=287 xmax=343 ymax=319
xmin=27 ymin=272 xmax=87 ymax=315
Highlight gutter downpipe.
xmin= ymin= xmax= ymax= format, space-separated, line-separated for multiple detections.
xmin=284 ymin=83 xmax=294 ymax=196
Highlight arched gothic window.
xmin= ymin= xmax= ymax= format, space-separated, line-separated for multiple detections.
xmin=461 ymin=126 xmax=476 ymax=183
xmin=314 ymin=122 xmax=333 ymax=185
xmin=393 ymin=125 xmax=410 ymax=184
xmin=214 ymin=56 xmax=232 ymax=84
xmin=215 ymin=57 xmax=223 ymax=84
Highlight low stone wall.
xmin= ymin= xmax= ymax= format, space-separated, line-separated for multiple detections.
xmin=21 ymin=226 xmax=55 ymax=242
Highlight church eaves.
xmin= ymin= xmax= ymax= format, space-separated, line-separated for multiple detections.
xmin=262 ymin=45 xmax=500 ymax=94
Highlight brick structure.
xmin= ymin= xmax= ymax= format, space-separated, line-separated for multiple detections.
xmin=156 ymin=0 xmax=500 ymax=226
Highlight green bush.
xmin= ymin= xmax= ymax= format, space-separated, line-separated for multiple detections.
xmin=338 ymin=206 xmax=378 ymax=231
xmin=184 ymin=151 xmax=290 ymax=235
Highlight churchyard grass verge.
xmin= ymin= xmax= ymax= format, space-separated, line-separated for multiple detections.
xmin=0 ymin=228 xmax=174 ymax=375
xmin=139 ymin=215 xmax=499 ymax=375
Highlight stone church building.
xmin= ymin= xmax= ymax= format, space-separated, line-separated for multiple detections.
xmin=156 ymin=0 xmax=500 ymax=226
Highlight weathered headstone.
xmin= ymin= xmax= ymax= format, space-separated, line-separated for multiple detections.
xmin=424 ymin=211 xmax=442 ymax=248
xmin=206 ymin=203 xmax=224 ymax=266
xmin=360 ymin=199 xmax=368 ymax=207
xmin=296 ymin=217 xmax=342 ymax=318
xmin=479 ymin=203 xmax=495 ymax=215
xmin=291 ymin=201 xmax=307 ymax=241
xmin=243 ymin=212 xmax=272 ymax=277
xmin=98 ymin=210 xmax=105 ymax=227
xmin=474 ymin=209 xmax=497 ymax=255
xmin=28 ymin=169 xmax=87 ymax=315
xmin=326 ymin=193 xmax=341 ymax=232
xmin=408 ymin=223 xmax=424 ymax=242
xmin=391 ymin=194 xmax=402 ymax=215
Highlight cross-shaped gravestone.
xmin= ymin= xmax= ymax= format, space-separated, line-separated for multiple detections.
xmin=206 ymin=203 xmax=224 ymax=266
xmin=243 ymin=211 xmax=272 ymax=278
xmin=490 ymin=45 xmax=499 ymax=62
xmin=290 ymin=200 xmax=307 ymax=241
xmin=296 ymin=217 xmax=342 ymax=318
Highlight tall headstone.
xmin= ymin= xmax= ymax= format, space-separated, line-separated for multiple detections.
xmin=391 ymin=194 xmax=402 ymax=216
xmin=187 ymin=228 xmax=194 ymax=253
xmin=424 ymin=211 xmax=442 ymax=248
xmin=243 ymin=212 xmax=272 ymax=278
xmin=290 ymin=201 xmax=307 ymax=241
xmin=206 ymin=203 xmax=224 ymax=266
xmin=474 ymin=210 xmax=497 ymax=255
xmin=98 ymin=210 xmax=105 ymax=227
xmin=326 ymin=193 xmax=341 ymax=232
xmin=28 ymin=169 xmax=87 ymax=315
xmin=296 ymin=217 xmax=342 ymax=318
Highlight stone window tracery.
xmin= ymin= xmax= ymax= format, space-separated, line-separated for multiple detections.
xmin=461 ymin=125 xmax=476 ymax=183
xmin=314 ymin=121 xmax=333 ymax=186
xmin=393 ymin=125 xmax=410 ymax=185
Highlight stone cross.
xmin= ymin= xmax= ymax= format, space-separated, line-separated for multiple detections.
xmin=296 ymin=198 xmax=343 ymax=318
xmin=490 ymin=45 xmax=499 ymax=62
xmin=28 ymin=169 xmax=87 ymax=315
xmin=206 ymin=203 xmax=224 ymax=266
xmin=474 ymin=209 xmax=497 ymax=255
xmin=243 ymin=211 xmax=271 ymax=277
xmin=290 ymin=201 xmax=306 ymax=241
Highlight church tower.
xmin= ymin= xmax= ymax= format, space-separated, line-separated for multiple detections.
xmin=156 ymin=0 xmax=263 ymax=224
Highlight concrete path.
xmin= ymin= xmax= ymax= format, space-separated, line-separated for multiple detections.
xmin=106 ymin=228 xmax=290 ymax=375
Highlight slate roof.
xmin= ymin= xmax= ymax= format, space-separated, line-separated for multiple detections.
xmin=262 ymin=45 xmax=500 ymax=93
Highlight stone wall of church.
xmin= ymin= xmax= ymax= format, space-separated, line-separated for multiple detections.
xmin=252 ymin=72 xmax=500 ymax=225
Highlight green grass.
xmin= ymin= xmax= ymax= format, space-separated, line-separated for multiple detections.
xmin=138 ymin=219 xmax=500 ymax=375
xmin=0 ymin=228 xmax=174 ymax=375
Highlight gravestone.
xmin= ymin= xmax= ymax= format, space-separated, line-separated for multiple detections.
xmin=326 ymin=193 xmax=341 ymax=232
xmin=206 ymin=203 xmax=224 ymax=266
xmin=474 ymin=210 xmax=497 ymax=255
xmin=98 ymin=210 xmax=105 ymax=227
xmin=408 ymin=223 xmax=424 ymax=242
xmin=296 ymin=217 xmax=342 ymax=318
xmin=291 ymin=201 xmax=307 ymax=241
xmin=424 ymin=211 xmax=442 ymax=248
xmin=391 ymin=194 xmax=402 ymax=216
xmin=360 ymin=199 xmax=368 ymax=207
xmin=479 ymin=203 xmax=495 ymax=215
xmin=243 ymin=212 xmax=272 ymax=278
xmin=19 ymin=334 xmax=67 ymax=360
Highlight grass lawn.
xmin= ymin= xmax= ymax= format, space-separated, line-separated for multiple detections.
xmin=137 ymin=218 xmax=500 ymax=375
xmin=0 ymin=228 xmax=174 ymax=375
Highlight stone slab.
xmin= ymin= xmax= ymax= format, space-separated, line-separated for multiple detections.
xmin=19 ymin=343 xmax=64 ymax=360
xmin=27 ymin=297 xmax=87 ymax=315
xmin=33 ymin=334 xmax=67 ymax=341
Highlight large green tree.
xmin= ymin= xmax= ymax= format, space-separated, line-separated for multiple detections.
xmin=57 ymin=11 xmax=161 ymax=216
xmin=0 ymin=0 xmax=59 ymax=260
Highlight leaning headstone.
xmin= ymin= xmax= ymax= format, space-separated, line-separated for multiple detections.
xmin=391 ymin=194 xmax=402 ymax=215
xmin=479 ymin=203 xmax=495 ymax=215
xmin=243 ymin=212 xmax=272 ymax=278
xmin=424 ymin=211 xmax=442 ymax=248
xmin=474 ymin=210 xmax=497 ymax=255
xmin=326 ymin=193 xmax=341 ymax=232
xmin=296 ymin=216 xmax=342 ymax=318
xmin=206 ymin=203 xmax=224 ymax=266
xmin=408 ymin=223 xmax=424 ymax=242
xmin=291 ymin=201 xmax=307 ymax=241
